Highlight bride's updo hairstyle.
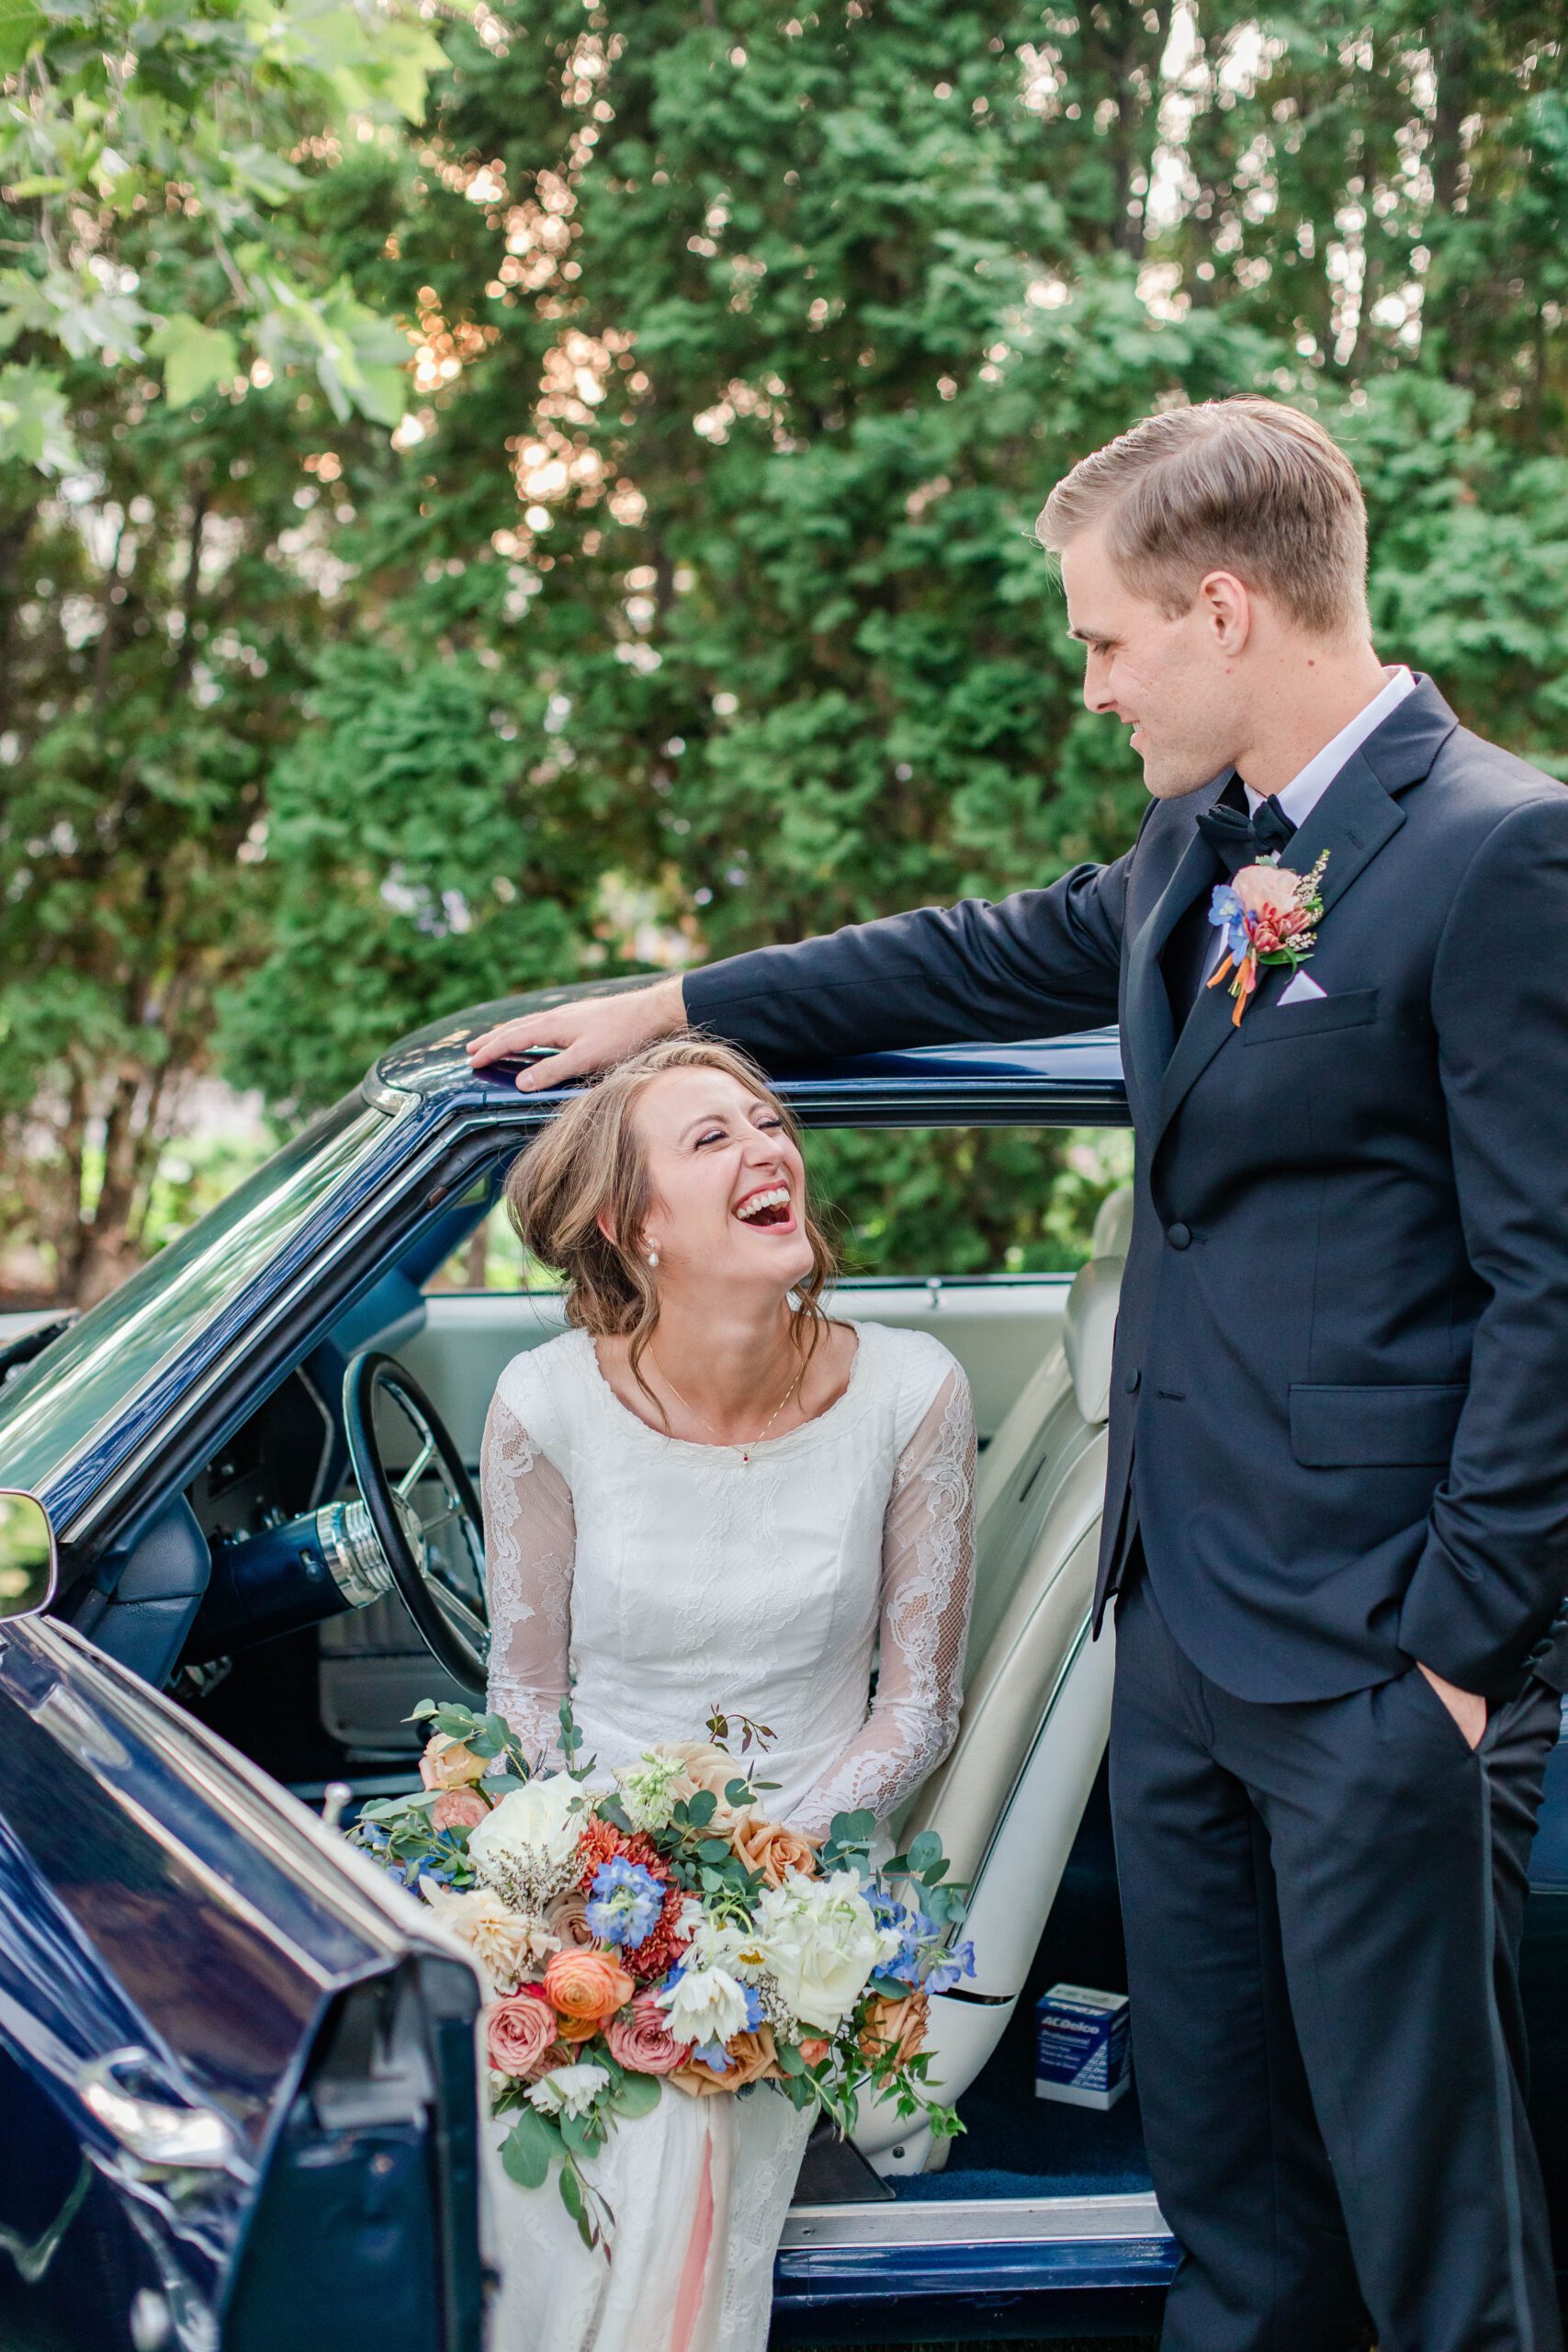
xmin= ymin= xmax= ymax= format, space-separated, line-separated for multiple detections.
xmin=503 ymin=1035 xmax=839 ymax=1409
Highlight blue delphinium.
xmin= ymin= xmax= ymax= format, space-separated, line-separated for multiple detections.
xmin=586 ymin=1856 xmax=665 ymax=1948
xmin=868 ymin=1892 xmax=976 ymax=1995
xmin=924 ymin=1939 xmax=976 ymax=1994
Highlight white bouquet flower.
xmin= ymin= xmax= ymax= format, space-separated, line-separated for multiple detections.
xmin=753 ymin=1868 xmax=903 ymax=2033
xmin=527 ymin=2064 xmax=611 ymax=2120
xmin=658 ymin=1962 xmax=754 ymax=2048
xmin=472 ymin=1769 xmax=587 ymax=1882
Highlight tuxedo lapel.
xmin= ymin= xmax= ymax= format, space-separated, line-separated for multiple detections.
xmin=1122 ymin=778 xmax=1231 ymax=1123
xmin=1144 ymin=678 xmax=1456 ymax=1159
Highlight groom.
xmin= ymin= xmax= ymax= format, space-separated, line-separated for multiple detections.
xmin=469 ymin=397 xmax=1568 ymax=2350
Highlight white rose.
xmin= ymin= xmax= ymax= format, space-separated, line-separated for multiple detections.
xmin=468 ymin=1775 xmax=583 ymax=1878
xmin=658 ymin=1964 xmax=752 ymax=2048
xmin=754 ymin=1869 xmax=891 ymax=2033
xmin=527 ymin=2063 xmax=610 ymax=2120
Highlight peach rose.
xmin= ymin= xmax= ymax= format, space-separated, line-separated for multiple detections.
xmin=430 ymin=1789 xmax=490 ymax=1834
xmin=655 ymin=1742 xmax=754 ymax=1831
xmin=420 ymin=1733 xmax=485 ymax=1792
xmin=858 ymin=1990 xmax=929 ymax=2069
xmin=797 ymin=2036 xmax=830 ymax=2066
xmin=605 ymin=1991 xmax=694 ymax=2076
xmin=1231 ymin=864 xmax=1300 ymax=922
xmin=671 ymin=2024 xmax=780 ymax=2098
xmin=487 ymin=1989 xmax=557 ymax=2079
xmin=544 ymin=1947 xmax=636 ymax=2028
xmin=545 ymin=1888 xmax=596 ymax=1950
xmin=732 ymin=1815 xmax=820 ymax=1888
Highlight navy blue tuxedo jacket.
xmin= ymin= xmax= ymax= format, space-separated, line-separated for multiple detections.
xmin=685 ymin=678 xmax=1568 ymax=1703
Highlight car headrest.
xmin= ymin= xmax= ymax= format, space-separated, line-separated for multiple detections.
xmin=1063 ymin=1253 xmax=1125 ymax=1427
xmin=1090 ymin=1183 xmax=1134 ymax=1262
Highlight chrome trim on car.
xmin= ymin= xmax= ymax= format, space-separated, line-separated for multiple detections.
xmin=314 ymin=1499 xmax=397 ymax=1611
xmin=781 ymin=2189 xmax=1169 ymax=2248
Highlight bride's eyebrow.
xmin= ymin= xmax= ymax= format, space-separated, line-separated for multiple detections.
xmin=677 ymin=1107 xmax=734 ymax=1141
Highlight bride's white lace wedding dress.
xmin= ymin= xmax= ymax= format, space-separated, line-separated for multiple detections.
xmin=478 ymin=1317 xmax=976 ymax=2352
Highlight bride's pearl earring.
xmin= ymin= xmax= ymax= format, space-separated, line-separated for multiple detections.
xmin=646 ymin=1249 xmax=659 ymax=1267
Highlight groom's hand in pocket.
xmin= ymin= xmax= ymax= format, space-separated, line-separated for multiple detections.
xmin=1417 ymin=1660 xmax=1488 ymax=1749
xmin=465 ymin=975 xmax=689 ymax=1091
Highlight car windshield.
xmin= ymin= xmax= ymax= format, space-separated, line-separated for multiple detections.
xmin=0 ymin=1094 xmax=390 ymax=1494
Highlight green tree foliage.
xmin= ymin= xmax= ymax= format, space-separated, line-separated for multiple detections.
xmin=0 ymin=0 xmax=452 ymax=475
xmin=13 ymin=0 xmax=1568 ymax=1295
xmin=225 ymin=0 xmax=1568 ymax=1274
xmin=0 ymin=0 xmax=464 ymax=1301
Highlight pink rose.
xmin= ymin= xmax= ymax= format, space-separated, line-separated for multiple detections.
xmin=1232 ymin=864 xmax=1300 ymax=922
xmin=430 ymin=1789 xmax=490 ymax=1833
xmin=605 ymin=1990 xmax=694 ymax=2076
xmin=420 ymin=1734 xmax=485 ymax=1791
xmin=487 ymin=1989 xmax=558 ymax=2079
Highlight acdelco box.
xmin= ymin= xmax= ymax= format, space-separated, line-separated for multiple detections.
xmin=1034 ymin=1983 xmax=1131 ymax=2110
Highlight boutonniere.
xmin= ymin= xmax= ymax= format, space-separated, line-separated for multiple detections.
xmin=1206 ymin=853 xmax=1330 ymax=1027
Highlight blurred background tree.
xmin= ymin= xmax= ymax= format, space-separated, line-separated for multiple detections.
xmin=6 ymin=0 xmax=1567 ymax=1299
xmin=0 ymin=0 xmax=459 ymax=1301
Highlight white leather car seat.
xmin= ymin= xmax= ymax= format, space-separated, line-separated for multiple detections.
xmin=854 ymin=1185 xmax=1133 ymax=2167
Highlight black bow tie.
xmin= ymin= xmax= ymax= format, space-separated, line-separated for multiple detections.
xmin=1195 ymin=792 xmax=1297 ymax=875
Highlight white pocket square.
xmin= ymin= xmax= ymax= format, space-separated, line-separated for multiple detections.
xmin=1278 ymin=970 xmax=1327 ymax=1005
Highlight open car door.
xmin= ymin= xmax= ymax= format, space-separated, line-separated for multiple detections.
xmin=0 ymin=1614 xmax=484 ymax=2352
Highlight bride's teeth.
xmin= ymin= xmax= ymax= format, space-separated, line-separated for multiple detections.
xmin=737 ymin=1186 xmax=790 ymax=1221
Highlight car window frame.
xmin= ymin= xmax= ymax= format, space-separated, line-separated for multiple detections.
xmin=46 ymin=1071 xmax=1132 ymax=1563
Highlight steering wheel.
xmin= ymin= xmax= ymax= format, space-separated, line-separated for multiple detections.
xmin=343 ymin=1350 xmax=489 ymax=1694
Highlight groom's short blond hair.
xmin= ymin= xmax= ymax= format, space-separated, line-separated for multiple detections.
xmin=1037 ymin=397 xmax=1369 ymax=639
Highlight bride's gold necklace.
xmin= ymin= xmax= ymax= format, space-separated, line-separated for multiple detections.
xmin=649 ymin=1350 xmax=806 ymax=1464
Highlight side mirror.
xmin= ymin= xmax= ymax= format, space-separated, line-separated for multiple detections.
xmin=0 ymin=1490 xmax=57 ymax=1620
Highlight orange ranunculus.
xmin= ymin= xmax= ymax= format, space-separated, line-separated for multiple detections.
xmin=671 ymin=2025 xmax=780 ymax=2098
xmin=797 ymin=2036 xmax=830 ymax=2066
xmin=731 ymin=1815 xmax=820 ymax=1887
xmin=857 ymin=1991 xmax=929 ymax=2068
xmin=557 ymin=2011 xmax=605 ymax=2044
xmin=544 ymin=1946 xmax=635 ymax=2027
xmin=420 ymin=1734 xmax=486 ymax=1792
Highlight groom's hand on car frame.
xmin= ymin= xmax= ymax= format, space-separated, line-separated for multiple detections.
xmin=464 ymin=974 xmax=690 ymax=1092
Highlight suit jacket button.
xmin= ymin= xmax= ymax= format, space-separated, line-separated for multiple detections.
xmin=1123 ymin=1369 xmax=1141 ymax=1394
xmin=1167 ymin=1222 xmax=1191 ymax=1250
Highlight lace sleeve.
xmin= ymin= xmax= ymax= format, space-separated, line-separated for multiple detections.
xmin=481 ymin=1389 xmax=576 ymax=1769
xmin=790 ymin=1368 xmax=977 ymax=1839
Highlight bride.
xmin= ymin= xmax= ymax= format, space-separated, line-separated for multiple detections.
xmin=478 ymin=1036 xmax=977 ymax=2352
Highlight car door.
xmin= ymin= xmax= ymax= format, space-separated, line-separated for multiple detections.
xmin=0 ymin=1612 xmax=484 ymax=2352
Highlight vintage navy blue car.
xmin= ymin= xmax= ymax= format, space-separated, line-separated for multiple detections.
xmin=4 ymin=982 xmax=1566 ymax=2351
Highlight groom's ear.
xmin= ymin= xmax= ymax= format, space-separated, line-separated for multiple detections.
xmin=1197 ymin=567 xmax=1253 ymax=653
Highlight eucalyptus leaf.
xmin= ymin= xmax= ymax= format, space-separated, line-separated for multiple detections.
xmin=611 ymin=2071 xmax=661 ymax=2120
xmin=499 ymin=2109 xmax=558 ymax=2191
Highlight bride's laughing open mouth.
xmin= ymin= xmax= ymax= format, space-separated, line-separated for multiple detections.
xmin=732 ymin=1182 xmax=795 ymax=1233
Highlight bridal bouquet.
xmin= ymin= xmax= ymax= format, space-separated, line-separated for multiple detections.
xmin=349 ymin=1697 xmax=975 ymax=2251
